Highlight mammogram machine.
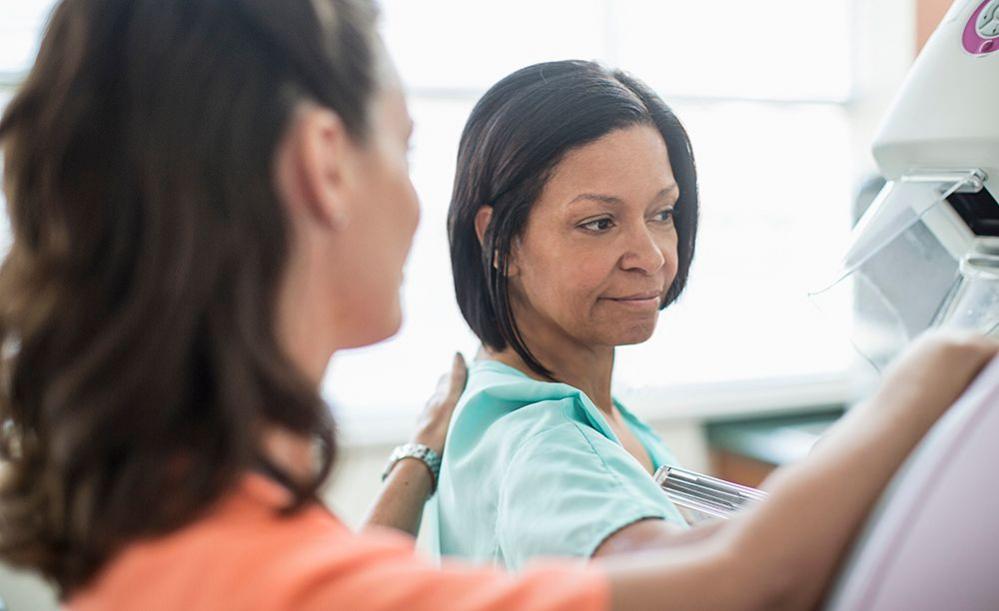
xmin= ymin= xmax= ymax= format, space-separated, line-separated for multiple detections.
xmin=821 ymin=1 xmax=999 ymax=608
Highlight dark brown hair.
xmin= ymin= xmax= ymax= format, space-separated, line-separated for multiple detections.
xmin=448 ymin=61 xmax=699 ymax=379
xmin=0 ymin=0 xmax=378 ymax=597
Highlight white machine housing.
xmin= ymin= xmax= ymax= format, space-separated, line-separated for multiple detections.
xmin=872 ymin=0 xmax=999 ymax=260
xmin=821 ymin=0 xmax=999 ymax=366
xmin=826 ymin=1 xmax=999 ymax=609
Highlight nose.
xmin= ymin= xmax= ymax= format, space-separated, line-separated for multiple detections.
xmin=619 ymin=222 xmax=666 ymax=275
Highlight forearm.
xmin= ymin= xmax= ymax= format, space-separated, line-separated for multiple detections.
xmin=363 ymin=353 xmax=465 ymax=536
xmin=594 ymin=519 xmax=724 ymax=557
xmin=716 ymin=394 xmax=938 ymax=610
xmin=599 ymin=395 xmax=942 ymax=611
xmin=361 ymin=459 xmax=434 ymax=537
xmin=602 ymin=535 xmax=747 ymax=611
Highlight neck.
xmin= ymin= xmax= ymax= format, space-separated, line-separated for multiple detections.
xmin=493 ymin=292 xmax=618 ymax=412
xmin=488 ymin=334 xmax=615 ymax=415
xmin=271 ymin=233 xmax=336 ymax=481
xmin=276 ymin=232 xmax=336 ymax=387
xmin=260 ymin=426 xmax=318 ymax=485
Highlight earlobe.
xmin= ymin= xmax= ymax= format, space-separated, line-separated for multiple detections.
xmin=505 ymin=238 xmax=521 ymax=278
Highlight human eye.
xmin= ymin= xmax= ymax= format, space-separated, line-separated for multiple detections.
xmin=652 ymin=207 xmax=675 ymax=224
xmin=578 ymin=216 xmax=616 ymax=233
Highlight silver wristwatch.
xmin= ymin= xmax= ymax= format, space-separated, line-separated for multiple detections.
xmin=381 ymin=443 xmax=442 ymax=492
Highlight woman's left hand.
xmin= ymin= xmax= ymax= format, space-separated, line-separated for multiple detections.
xmin=410 ymin=352 xmax=468 ymax=455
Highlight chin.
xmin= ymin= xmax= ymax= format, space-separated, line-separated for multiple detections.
xmin=339 ymin=303 xmax=404 ymax=349
xmin=609 ymin=320 xmax=658 ymax=346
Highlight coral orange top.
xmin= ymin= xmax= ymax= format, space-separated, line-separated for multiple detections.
xmin=67 ymin=474 xmax=609 ymax=611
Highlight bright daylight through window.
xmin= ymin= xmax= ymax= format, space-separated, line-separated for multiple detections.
xmin=0 ymin=1 xmax=860 ymax=442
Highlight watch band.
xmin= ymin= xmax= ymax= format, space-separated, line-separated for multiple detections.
xmin=381 ymin=442 xmax=442 ymax=492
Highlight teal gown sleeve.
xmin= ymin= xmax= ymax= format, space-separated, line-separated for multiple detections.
xmin=495 ymin=418 xmax=675 ymax=570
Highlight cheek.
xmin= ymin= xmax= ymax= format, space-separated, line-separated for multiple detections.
xmin=663 ymin=239 xmax=680 ymax=283
xmin=520 ymin=246 xmax=616 ymax=315
xmin=341 ymin=171 xmax=416 ymax=306
xmin=572 ymin=255 xmax=618 ymax=296
xmin=399 ymin=179 xmax=420 ymax=245
xmin=384 ymin=156 xmax=420 ymax=250
xmin=369 ymin=160 xmax=419 ymax=261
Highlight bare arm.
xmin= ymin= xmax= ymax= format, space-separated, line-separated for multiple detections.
xmin=361 ymin=353 xmax=467 ymax=536
xmin=599 ymin=333 xmax=998 ymax=611
xmin=594 ymin=519 xmax=724 ymax=557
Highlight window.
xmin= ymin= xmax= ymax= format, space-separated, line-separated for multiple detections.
xmin=0 ymin=1 xmax=53 ymax=76
xmin=329 ymin=0 xmax=860 ymax=439
xmin=0 ymin=1 xmax=874 ymax=442
xmin=1 ymin=0 xmax=56 ymax=252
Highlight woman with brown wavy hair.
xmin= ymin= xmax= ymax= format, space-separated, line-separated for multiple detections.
xmin=0 ymin=0 xmax=994 ymax=609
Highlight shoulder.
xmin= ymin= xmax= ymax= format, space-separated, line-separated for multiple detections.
xmin=70 ymin=477 xmax=411 ymax=611
xmin=447 ymin=361 xmax=602 ymax=454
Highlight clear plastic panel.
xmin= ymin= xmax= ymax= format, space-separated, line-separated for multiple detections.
xmin=840 ymin=180 xmax=948 ymax=277
xmin=834 ymin=174 xmax=973 ymax=285
xmin=935 ymin=244 xmax=999 ymax=335
xmin=811 ymin=174 xmax=976 ymax=370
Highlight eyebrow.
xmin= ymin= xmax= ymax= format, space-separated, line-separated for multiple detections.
xmin=568 ymin=184 xmax=680 ymax=206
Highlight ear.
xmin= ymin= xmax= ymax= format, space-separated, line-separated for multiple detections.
xmin=474 ymin=206 xmax=521 ymax=277
xmin=474 ymin=205 xmax=501 ymax=272
xmin=473 ymin=205 xmax=493 ymax=247
xmin=276 ymin=105 xmax=353 ymax=229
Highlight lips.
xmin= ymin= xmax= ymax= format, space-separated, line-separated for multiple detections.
xmin=601 ymin=290 xmax=664 ymax=312
xmin=608 ymin=290 xmax=662 ymax=301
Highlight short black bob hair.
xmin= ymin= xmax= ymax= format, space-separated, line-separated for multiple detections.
xmin=448 ymin=60 xmax=699 ymax=379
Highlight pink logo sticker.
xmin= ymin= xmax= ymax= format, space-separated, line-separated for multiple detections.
xmin=964 ymin=0 xmax=999 ymax=55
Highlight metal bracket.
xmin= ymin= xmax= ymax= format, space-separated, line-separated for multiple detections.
xmin=900 ymin=169 xmax=988 ymax=194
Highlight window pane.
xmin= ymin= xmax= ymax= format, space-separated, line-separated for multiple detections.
xmin=326 ymin=96 xmax=857 ymax=429
xmin=0 ymin=1 xmax=861 ymax=435
xmin=380 ymin=0 xmax=608 ymax=91
xmin=614 ymin=102 xmax=856 ymax=390
xmin=611 ymin=0 xmax=853 ymax=101
xmin=0 ymin=1 xmax=57 ymax=74
xmin=0 ymin=89 xmax=10 ymax=255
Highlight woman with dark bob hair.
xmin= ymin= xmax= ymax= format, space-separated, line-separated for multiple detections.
xmin=0 ymin=0 xmax=994 ymax=609
xmin=436 ymin=60 xmax=997 ymax=570
xmin=436 ymin=61 xmax=698 ymax=568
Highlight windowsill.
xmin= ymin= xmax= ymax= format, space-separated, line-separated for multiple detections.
xmin=618 ymin=366 xmax=876 ymax=423
xmin=334 ymin=366 xmax=878 ymax=449
xmin=707 ymin=410 xmax=845 ymax=467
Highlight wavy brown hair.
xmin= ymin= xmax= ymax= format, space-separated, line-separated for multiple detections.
xmin=0 ymin=0 xmax=378 ymax=597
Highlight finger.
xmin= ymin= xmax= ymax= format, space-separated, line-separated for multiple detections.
xmin=428 ymin=354 xmax=468 ymax=405
xmin=447 ymin=352 xmax=468 ymax=397
xmin=435 ymin=372 xmax=450 ymax=393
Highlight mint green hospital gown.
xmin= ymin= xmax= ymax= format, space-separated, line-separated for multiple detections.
xmin=428 ymin=359 xmax=687 ymax=570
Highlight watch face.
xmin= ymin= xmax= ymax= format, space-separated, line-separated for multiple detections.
xmin=964 ymin=0 xmax=999 ymax=55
